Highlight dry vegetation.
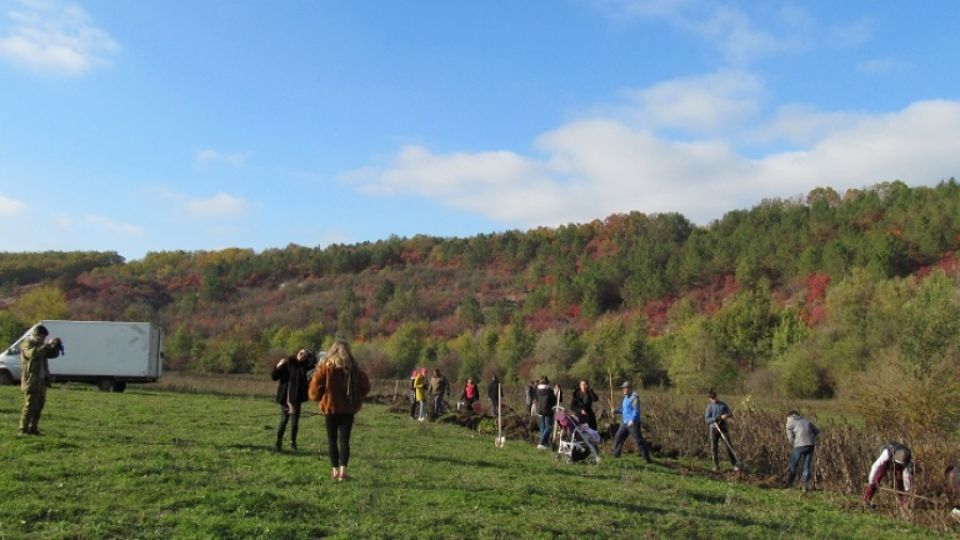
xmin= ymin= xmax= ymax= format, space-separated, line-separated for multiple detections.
xmin=137 ymin=373 xmax=959 ymax=533
xmin=380 ymin=383 xmax=960 ymax=534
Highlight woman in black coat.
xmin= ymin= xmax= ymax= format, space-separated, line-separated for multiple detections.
xmin=570 ymin=379 xmax=600 ymax=431
xmin=271 ymin=348 xmax=315 ymax=451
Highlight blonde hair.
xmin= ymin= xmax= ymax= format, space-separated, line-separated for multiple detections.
xmin=325 ymin=340 xmax=355 ymax=370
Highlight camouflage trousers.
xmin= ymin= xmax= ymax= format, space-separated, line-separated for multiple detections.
xmin=19 ymin=385 xmax=47 ymax=433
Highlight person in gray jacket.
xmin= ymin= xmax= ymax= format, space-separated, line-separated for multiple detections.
xmin=785 ymin=410 xmax=820 ymax=492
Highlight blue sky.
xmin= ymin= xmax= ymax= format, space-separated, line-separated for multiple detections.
xmin=1 ymin=0 xmax=958 ymax=261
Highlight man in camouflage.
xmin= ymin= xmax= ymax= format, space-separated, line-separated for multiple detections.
xmin=19 ymin=325 xmax=61 ymax=435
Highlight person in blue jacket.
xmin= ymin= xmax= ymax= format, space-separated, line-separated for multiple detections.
xmin=704 ymin=389 xmax=739 ymax=471
xmin=612 ymin=381 xmax=652 ymax=462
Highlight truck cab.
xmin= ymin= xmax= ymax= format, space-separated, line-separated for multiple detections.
xmin=0 ymin=336 xmax=25 ymax=385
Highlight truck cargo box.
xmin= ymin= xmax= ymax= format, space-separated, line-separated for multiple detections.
xmin=0 ymin=320 xmax=163 ymax=392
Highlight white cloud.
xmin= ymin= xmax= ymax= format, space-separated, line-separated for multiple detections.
xmin=856 ymin=57 xmax=906 ymax=75
xmin=316 ymin=230 xmax=352 ymax=248
xmin=829 ymin=19 xmax=873 ymax=47
xmin=0 ymin=193 xmax=26 ymax=215
xmin=0 ymin=0 xmax=118 ymax=75
xmin=85 ymin=214 xmax=142 ymax=235
xmin=749 ymin=104 xmax=863 ymax=146
xmin=624 ymin=70 xmax=762 ymax=133
xmin=597 ymin=0 xmax=810 ymax=64
xmin=754 ymin=101 xmax=960 ymax=194
xmin=343 ymin=89 xmax=960 ymax=227
xmin=194 ymin=148 xmax=247 ymax=167
xmin=345 ymin=146 xmax=566 ymax=223
xmin=184 ymin=192 xmax=250 ymax=219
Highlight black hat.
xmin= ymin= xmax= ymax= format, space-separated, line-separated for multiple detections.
xmin=33 ymin=325 xmax=49 ymax=336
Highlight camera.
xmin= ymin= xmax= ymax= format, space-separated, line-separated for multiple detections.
xmin=50 ymin=337 xmax=65 ymax=355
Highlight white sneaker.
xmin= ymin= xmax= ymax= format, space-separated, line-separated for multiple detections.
xmin=537 ymin=444 xmax=547 ymax=450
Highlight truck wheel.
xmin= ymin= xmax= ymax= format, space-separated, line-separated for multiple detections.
xmin=0 ymin=370 xmax=13 ymax=385
xmin=97 ymin=379 xmax=114 ymax=392
xmin=112 ymin=382 xmax=127 ymax=393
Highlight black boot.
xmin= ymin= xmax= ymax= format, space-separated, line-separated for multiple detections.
xmin=641 ymin=442 xmax=652 ymax=463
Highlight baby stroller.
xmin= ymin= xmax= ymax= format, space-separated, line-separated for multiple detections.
xmin=553 ymin=406 xmax=601 ymax=464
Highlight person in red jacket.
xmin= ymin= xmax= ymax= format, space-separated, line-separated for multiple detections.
xmin=309 ymin=339 xmax=371 ymax=482
xmin=461 ymin=377 xmax=480 ymax=412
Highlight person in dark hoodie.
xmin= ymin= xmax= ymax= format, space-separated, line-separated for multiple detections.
xmin=570 ymin=379 xmax=600 ymax=431
xmin=309 ymin=339 xmax=371 ymax=482
xmin=535 ymin=376 xmax=557 ymax=449
xmin=271 ymin=348 xmax=315 ymax=451
xmin=487 ymin=375 xmax=501 ymax=413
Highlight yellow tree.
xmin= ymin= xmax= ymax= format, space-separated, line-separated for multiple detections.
xmin=12 ymin=286 xmax=69 ymax=323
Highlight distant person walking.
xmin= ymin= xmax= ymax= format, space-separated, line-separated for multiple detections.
xmin=535 ymin=376 xmax=556 ymax=449
xmin=408 ymin=369 xmax=418 ymax=419
xmin=784 ymin=410 xmax=820 ymax=492
xmin=704 ymin=389 xmax=739 ymax=471
xmin=863 ymin=442 xmax=914 ymax=509
xmin=525 ymin=380 xmax=537 ymax=416
xmin=271 ymin=348 xmax=314 ymax=451
xmin=570 ymin=379 xmax=600 ymax=431
xmin=414 ymin=368 xmax=428 ymax=421
xmin=18 ymin=325 xmax=61 ymax=435
xmin=428 ymin=369 xmax=449 ymax=416
xmin=487 ymin=375 xmax=501 ymax=413
xmin=309 ymin=339 xmax=371 ymax=482
xmin=461 ymin=377 xmax=480 ymax=412
xmin=612 ymin=381 xmax=652 ymax=462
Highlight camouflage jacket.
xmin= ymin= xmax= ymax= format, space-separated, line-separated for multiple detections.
xmin=21 ymin=336 xmax=59 ymax=391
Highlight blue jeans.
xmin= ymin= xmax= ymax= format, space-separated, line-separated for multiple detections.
xmin=538 ymin=415 xmax=553 ymax=446
xmin=417 ymin=400 xmax=427 ymax=420
xmin=787 ymin=445 xmax=815 ymax=487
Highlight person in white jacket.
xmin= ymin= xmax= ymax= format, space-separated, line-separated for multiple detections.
xmin=863 ymin=442 xmax=913 ymax=509
xmin=784 ymin=411 xmax=820 ymax=492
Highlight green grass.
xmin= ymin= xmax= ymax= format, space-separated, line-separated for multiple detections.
xmin=0 ymin=386 xmax=943 ymax=539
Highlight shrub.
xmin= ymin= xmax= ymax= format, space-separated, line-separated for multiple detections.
xmin=775 ymin=345 xmax=833 ymax=399
xmin=848 ymin=351 xmax=960 ymax=439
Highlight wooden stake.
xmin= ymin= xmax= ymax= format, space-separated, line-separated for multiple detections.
xmin=608 ymin=369 xmax=615 ymax=417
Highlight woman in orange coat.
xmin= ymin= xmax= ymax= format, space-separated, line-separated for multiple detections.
xmin=309 ymin=339 xmax=371 ymax=482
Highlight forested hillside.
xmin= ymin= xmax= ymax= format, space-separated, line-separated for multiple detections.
xmin=3 ymin=180 xmax=960 ymax=432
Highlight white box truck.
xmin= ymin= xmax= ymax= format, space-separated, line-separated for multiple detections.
xmin=0 ymin=320 xmax=163 ymax=392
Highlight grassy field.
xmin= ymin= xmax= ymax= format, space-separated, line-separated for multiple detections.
xmin=0 ymin=384 xmax=946 ymax=539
